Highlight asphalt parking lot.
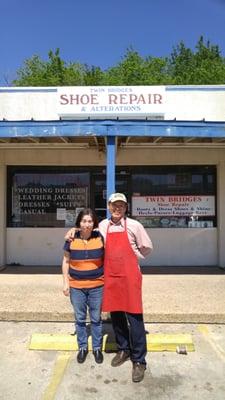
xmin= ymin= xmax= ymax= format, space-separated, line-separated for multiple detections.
xmin=0 ymin=321 xmax=225 ymax=400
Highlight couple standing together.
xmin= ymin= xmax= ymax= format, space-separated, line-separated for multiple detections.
xmin=62 ymin=193 xmax=153 ymax=383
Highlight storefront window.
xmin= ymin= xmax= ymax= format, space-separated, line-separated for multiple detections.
xmin=7 ymin=165 xmax=217 ymax=229
xmin=131 ymin=166 xmax=216 ymax=228
xmin=8 ymin=168 xmax=89 ymax=227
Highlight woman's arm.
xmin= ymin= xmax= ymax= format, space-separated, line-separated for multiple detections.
xmin=62 ymin=251 xmax=70 ymax=296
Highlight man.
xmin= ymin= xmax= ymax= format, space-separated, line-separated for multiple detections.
xmin=99 ymin=193 xmax=153 ymax=383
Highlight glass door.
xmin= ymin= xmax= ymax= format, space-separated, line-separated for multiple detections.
xmin=116 ymin=171 xmax=131 ymax=215
xmin=92 ymin=172 xmax=107 ymax=221
xmin=92 ymin=169 xmax=130 ymax=221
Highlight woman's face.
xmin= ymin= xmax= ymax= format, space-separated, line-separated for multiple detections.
xmin=80 ymin=214 xmax=94 ymax=233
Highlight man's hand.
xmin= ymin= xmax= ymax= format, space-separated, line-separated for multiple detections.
xmin=64 ymin=227 xmax=77 ymax=241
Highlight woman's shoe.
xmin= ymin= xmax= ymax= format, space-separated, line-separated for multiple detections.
xmin=93 ymin=349 xmax=104 ymax=364
xmin=77 ymin=348 xmax=88 ymax=363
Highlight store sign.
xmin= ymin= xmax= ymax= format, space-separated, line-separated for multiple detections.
xmin=57 ymin=86 xmax=166 ymax=117
xmin=132 ymin=195 xmax=215 ymax=217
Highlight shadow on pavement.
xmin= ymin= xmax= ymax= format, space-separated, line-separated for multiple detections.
xmin=141 ymin=266 xmax=225 ymax=275
xmin=1 ymin=265 xmax=225 ymax=275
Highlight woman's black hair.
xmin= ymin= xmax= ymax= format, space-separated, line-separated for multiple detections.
xmin=75 ymin=208 xmax=98 ymax=229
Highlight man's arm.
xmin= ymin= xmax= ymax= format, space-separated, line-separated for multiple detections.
xmin=64 ymin=227 xmax=76 ymax=241
xmin=136 ymin=222 xmax=153 ymax=257
xmin=129 ymin=220 xmax=153 ymax=259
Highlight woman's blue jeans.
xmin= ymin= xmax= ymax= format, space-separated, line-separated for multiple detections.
xmin=70 ymin=286 xmax=103 ymax=351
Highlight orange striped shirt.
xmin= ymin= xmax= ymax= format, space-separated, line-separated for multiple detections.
xmin=64 ymin=231 xmax=104 ymax=289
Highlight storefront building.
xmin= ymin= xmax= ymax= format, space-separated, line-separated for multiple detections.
xmin=1 ymin=85 xmax=225 ymax=267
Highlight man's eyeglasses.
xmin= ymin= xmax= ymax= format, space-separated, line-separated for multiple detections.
xmin=111 ymin=204 xmax=126 ymax=210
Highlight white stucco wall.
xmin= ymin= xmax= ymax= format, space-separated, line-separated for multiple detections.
xmin=6 ymin=227 xmax=217 ymax=267
xmin=166 ymin=88 xmax=225 ymax=121
xmin=6 ymin=228 xmax=68 ymax=266
xmin=144 ymin=228 xmax=217 ymax=266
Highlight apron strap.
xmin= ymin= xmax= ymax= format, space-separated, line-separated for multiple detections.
xmin=106 ymin=218 xmax=127 ymax=234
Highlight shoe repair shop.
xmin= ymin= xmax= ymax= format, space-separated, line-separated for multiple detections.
xmin=0 ymin=85 xmax=225 ymax=267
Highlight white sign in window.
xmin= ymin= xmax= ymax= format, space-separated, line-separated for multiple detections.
xmin=132 ymin=195 xmax=215 ymax=217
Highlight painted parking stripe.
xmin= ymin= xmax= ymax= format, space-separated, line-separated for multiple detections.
xmin=198 ymin=325 xmax=225 ymax=363
xmin=30 ymin=332 xmax=194 ymax=352
xmin=42 ymin=352 xmax=72 ymax=400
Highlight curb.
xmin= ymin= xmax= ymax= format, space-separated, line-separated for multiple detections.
xmin=1 ymin=311 xmax=225 ymax=324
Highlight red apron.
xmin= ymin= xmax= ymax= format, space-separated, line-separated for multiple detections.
xmin=102 ymin=219 xmax=143 ymax=314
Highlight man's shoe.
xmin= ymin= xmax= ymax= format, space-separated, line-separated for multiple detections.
xmin=111 ymin=350 xmax=130 ymax=367
xmin=77 ymin=348 xmax=88 ymax=363
xmin=93 ymin=349 xmax=104 ymax=364
xmin=132 ymin=362 xmax=146 ymax=382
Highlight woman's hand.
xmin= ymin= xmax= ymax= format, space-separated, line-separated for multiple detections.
xmin=63 ymin=274 xmax=70 ymax=296
xmin=64 ymin=227 xmax=77 ymax=241
xmin=63 ymin=280 xmax=70 ymax=296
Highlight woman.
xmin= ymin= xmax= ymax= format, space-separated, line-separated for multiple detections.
xmin=62 ymin=208 xmax=104 ymax=364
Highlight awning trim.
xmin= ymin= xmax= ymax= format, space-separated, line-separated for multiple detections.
xmin=0 ymin=119 xmax=225 ymax=138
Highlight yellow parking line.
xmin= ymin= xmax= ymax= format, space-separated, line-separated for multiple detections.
xmin=42 ymin=352 xmax=72 ymax=400
xmin=198 ymin=325 xmax=225 ymax=363
xmin=30 ymin=332 xmax=194 ymax=352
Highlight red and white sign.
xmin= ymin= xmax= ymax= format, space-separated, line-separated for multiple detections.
xmin=57 ymin=86 xmax=166 ymax=117
xmin=132 ymin=195 xmax=215 ymax=217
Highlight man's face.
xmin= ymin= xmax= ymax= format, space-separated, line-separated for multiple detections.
xmin=108 ymin=200 xmax=127 ymax=222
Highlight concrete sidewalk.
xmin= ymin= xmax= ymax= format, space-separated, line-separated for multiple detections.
xmin=0 ymin=266 xmax=225 ymax=323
